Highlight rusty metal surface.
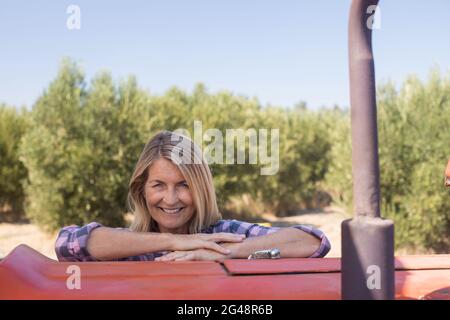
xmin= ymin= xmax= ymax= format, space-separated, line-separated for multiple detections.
xmin=0 ymin=245 xmax=449 ymax=300
xmin=224 ymin=257 xmax=341 ymax=274
xmin=224 ymin=254 xmax=450 ymax=275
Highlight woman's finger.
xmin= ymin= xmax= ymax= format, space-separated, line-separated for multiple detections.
xmin=203 ymin=232 xmax=246 ymax=243
xmin=156 ymin=251 xmax=188 ymax=261
xmin=203 ymin=241 xmax=231 ymax=255
xmin=175 ymin=252 xmax=196 ymax=261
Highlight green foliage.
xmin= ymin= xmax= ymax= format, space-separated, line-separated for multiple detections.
xmin=378 ymin=71 xmax=450 ymax=252
xmin=145 ymin=85 xmax=332 ymax=214
xmin=0 ymin=104 xmax=28 ymax=216
xmin=256 ymin=107 xmax=332 ymax=216
xmin=189 ymin=87 xmax=263 ymax=207
xmin=322 ymin=108 xmax=352 ymax=211
xmin=325 ymin=70 xmax=450 ymax=252
xmin=19 ymin=59 xmax=151 ymax=231
xmin=3 ymin=58 xmax=449 ymax=252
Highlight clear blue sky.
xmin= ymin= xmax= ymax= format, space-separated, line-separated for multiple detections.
xmin=1 ymin=0 xmax=449 ymax=109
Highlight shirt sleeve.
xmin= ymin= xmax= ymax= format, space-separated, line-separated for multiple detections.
xmin=210 ymin=219 xmax=331 ymax=258
xmin=55 ymin=222 xmax=103 ymax=262
xmin=54 ymin=222 xmax=168 ymax=262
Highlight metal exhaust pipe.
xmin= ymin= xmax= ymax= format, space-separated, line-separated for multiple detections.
xmin=342 ymin=0 xmax=395 ymax=300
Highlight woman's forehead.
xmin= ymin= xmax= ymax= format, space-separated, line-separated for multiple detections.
xmin=147 ymin=158 xmax=185 ymax=182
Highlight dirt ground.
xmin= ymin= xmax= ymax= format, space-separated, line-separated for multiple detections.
xmin=260 ymin=207 xmax=347 ymax=257
xmin=0 ymin=207 xmax=347 ymax=260
xmin=0 ymin=223 xmax=59 ymax=260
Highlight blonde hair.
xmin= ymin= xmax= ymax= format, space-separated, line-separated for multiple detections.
xmin=128 ymin=131 xmax=221 ymax=233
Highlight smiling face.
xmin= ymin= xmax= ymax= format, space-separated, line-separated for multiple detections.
xmin=144 ymin=157 xmax=196 ymax=234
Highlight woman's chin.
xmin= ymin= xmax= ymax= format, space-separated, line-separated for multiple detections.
xmin=158 ymin=222 xmax=186 ymax=234
xmin=156 ymin=216 xmax=188 ymax=233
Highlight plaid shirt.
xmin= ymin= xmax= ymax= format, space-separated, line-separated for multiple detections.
xmin=55 ymin=219 xmax=331 ymax=262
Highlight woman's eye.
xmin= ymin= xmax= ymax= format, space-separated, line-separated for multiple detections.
xmin=151 ymin=184 xmax=161 ymax=188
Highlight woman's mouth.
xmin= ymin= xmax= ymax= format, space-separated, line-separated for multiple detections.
xmin=158 ymin=207 xmax=185 ymax=214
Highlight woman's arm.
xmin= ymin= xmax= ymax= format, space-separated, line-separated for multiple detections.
xmin=86 ymin=227 xmax=173 ymax=261
xmin=55 ymin=222 xmax=245 ymax=262
xmin=219 ymin=221 xmax=330 ymax=258
xmin=55 ymin=222 xmax=173 ymax=262
xmin=222 ymin=227 xmax=321 ymax=258
xmin=156 ymin=221 xmax=331 ymax=261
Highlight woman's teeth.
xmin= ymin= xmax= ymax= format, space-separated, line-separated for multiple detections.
xmin=159 ymin=207 xmax=184 ymax=214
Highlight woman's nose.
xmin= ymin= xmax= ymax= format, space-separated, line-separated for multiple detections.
xmin=162 ymin=187 xmax=179 ymax=205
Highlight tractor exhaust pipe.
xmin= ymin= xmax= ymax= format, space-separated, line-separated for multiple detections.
xmin=342 ymin=0 xmax=395 ymax=300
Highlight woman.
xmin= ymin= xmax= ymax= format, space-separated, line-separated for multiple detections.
xmin=55 ymin=131 xmax=330 ymax=262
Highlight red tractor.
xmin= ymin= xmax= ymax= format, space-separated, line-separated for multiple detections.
xmin=1 ymin=0 xmax=449 ymax=300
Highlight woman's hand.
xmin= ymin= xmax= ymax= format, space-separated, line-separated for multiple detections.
xmin=167 ymin=232 xmax=246 ymax=255
xmin=155 ymin=248 xmax=227 ymax=262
